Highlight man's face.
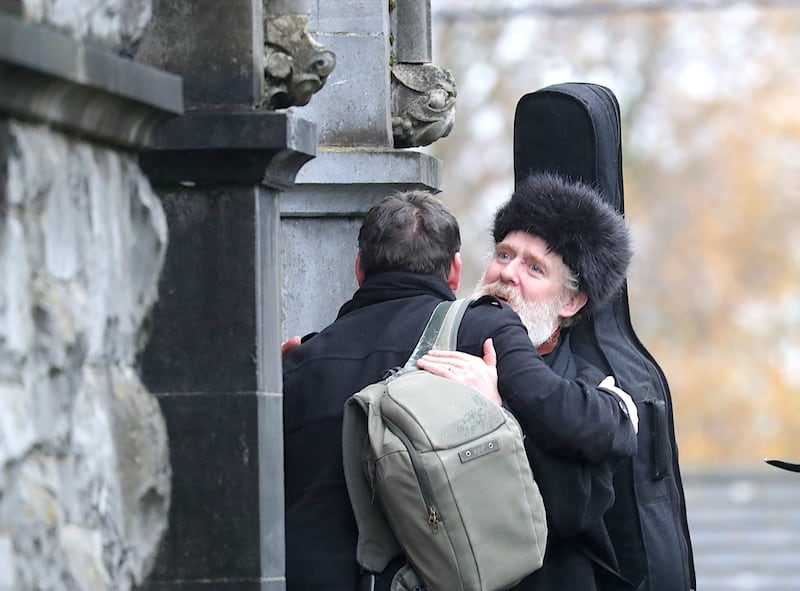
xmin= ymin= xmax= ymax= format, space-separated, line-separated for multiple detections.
xmin=474 ymin=231 xmax=573 ymax=346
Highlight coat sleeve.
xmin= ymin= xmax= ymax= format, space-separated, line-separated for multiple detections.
xmin=458 ymin=303 xmax=636 ymax=463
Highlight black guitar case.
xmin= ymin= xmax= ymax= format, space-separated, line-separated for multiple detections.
xmin=513 ymin=83 xmax=696 ymax=591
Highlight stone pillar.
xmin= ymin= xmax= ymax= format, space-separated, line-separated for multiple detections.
xmin=134 ymin=1 xmax=319 ymax=589
xmin=0 ymin=7 xmax=182 ymax=591
xmin=281 ymin=0 xmax=453 ymax=339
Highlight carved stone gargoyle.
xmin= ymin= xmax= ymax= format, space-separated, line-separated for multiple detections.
xmin=391 ymin=63 xmax=456 ymax=148
xmin=263 ymin=12 xmax=336 ymax=110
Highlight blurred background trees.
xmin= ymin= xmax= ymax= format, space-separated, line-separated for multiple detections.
xmin=428 ymin=0 xmax=800 ymax=467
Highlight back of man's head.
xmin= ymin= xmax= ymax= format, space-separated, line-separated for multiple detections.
xmin=493 ymin=172 xmax=632 ymax=312
xmin=358 ymin=191 xmax=461 ymax=281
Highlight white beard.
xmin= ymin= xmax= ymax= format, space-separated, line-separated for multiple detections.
xmin=473 ymin=278 xmax=563 ymax=347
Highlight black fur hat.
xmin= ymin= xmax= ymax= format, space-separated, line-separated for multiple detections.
xmin=492 ymin=172 xmax=632 ymax=312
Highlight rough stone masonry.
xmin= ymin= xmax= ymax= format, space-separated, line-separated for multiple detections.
xmin=0 ymin=120 xmax=171 ymax=591
xmin=0 ymin=1 xmax=172 ymax=589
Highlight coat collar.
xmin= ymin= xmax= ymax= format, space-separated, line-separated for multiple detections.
xmin=336 ymin=271 xmax=455 ymax=319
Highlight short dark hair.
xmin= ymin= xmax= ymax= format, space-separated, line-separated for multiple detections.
xmin=358 ymin=191 xmax=461 ymax=280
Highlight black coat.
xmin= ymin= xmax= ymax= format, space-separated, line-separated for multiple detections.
xmin=282 ymin=272 xmax=636 ymax=591
xmin=510 ymin=332 xmax=636 ymax=591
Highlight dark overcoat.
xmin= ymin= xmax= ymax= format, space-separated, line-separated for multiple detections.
xmin=282 ymin=271 xmax=636 ymax=590
xmin=510 ymin=333 xmax=637 ymax=591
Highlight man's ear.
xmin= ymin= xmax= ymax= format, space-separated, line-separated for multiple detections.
xmin=355 ymin=252 xmax=366 ymax=286
xmin=447 ymin=252 xmax=462 ymax=291
xmin=559 ymin=291 xmax=588 ymax=320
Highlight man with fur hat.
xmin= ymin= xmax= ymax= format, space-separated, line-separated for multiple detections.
xmin=484 ymin=170 xmax=630 ymax=346
xmin=419 ymin=172 xmax=639 ymax=590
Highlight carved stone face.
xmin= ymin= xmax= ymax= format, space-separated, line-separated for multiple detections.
xmin=391 ymin=63 xmax=457 ymax=148
xmin=264 ymin=15 xmax=336 ymax=110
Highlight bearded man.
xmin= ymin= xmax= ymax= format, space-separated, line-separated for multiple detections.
xmin=419 ymin=172 xmax=640 ymax=591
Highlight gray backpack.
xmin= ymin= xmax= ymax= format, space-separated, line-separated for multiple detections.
xmin=342 ymin=298 xmax=547 ymax=591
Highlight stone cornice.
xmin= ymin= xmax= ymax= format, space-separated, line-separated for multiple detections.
xmin=280 ymin=148 xmax=441 ymax=216
xmin=138 ymin=111 xmax=317 ymax=188
xmin=0 ymin=14 xmax=183 ymax=149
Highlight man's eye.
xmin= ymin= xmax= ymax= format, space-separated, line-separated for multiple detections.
xmin=529 ymin=264 xmax=542 ymax=274
xmin=497 ymin=251 xmax=511 ymax=261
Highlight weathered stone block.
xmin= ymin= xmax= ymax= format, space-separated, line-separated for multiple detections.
xmin=293 ymin=33 xmax=392 ymax=146
xmin=135 ymin=0 xmax=264 ymax=108
xmin=314 ymin=0 xmax=387 ymax=34
xmin=0 ymin=121 xmax=170 ymax=591
xmin=138 ymin=187 xmax=260 ymax=394
xmin=144 ymin=391 xmax=283 ymax=590
xmin=281 ymin=216 xmax=360 ymax=338
xmin=0 ymin=15 xmax=183 ymax=149
xmin=16 ymin=0 xmax=152 ymax=53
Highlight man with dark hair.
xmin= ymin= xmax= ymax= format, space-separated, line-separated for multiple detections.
xmin=419 ymin=172 xmax=641 ymax=590
xmin=282 ymin=187 xmax=637 ymax=591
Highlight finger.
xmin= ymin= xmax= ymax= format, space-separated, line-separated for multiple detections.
xmin=425 ymin=365 xmax=452 ymax=378
xmin=416 ymin=359 xmax=453 ymax=377
xmin=422 ymin=350 xmax=476 ymax=364
xmin=281 ymin=336 xmax=302 ymax=357
xmin=425 ymin=349 xmax=468 ymax=359
xmin=482 ymin=338 xmax=497 ymax=368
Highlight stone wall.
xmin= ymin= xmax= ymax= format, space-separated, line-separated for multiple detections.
xmin=0 ymin=0 xmax=179 ymax=587
xmin=15 ymin=0 xmax=151 ymax=53
xmin=0 ymin=122 xmax=170 ymax=589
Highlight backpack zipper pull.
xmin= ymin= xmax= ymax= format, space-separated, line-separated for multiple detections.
xmin=427 ymin=506 xmax=440 ymax=533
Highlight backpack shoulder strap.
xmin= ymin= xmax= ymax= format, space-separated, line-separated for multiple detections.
xmin=401 ymin=297 xmax=472 ymax=371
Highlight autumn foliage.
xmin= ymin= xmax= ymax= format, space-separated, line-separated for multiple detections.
xmin=430 ymin=3 xmax=800 ymax=466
